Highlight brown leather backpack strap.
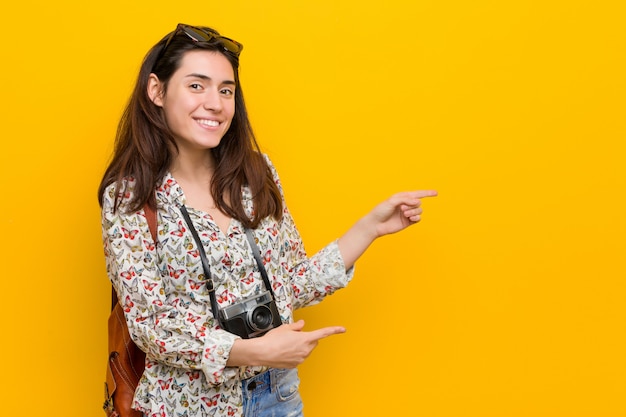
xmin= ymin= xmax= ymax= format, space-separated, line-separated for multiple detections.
xmin=144 ymin=203 xmax=158 ymax=243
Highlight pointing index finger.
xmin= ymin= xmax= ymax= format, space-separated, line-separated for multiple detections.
xmin=412 ymin=190 xmax=438 ymax=199
xmin=309 ymin=326 xmax=346 ymax=341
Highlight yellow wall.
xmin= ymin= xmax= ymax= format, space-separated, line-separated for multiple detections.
xmin=1 ymin=1 xmax=624 ymax=416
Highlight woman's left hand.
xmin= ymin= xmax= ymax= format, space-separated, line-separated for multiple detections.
xmin=369 ymin=190 xmax=438 ymax=237
xmin=337 ymin=190 xmax=437 ymax=269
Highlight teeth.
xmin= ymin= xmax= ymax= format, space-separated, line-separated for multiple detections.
xmin=197 ymin=119 xmax=219 ymax=127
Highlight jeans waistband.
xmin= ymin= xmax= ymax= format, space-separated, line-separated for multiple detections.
xmin=242 ymin=368 xmax=284 ymax=393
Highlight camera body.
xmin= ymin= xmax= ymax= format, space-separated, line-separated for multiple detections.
xmin=220 ymin=290 xmax=282 ymax=339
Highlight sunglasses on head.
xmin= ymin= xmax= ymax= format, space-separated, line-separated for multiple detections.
xmin=157 ymin=23 xmax=243 ymax=63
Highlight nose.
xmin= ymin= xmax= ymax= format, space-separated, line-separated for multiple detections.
xmin=203 ymin=90 xmax=223 ymax=112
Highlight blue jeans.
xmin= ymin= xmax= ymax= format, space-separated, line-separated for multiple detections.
xmin=242 ymin=368 xmax=304 ymax=417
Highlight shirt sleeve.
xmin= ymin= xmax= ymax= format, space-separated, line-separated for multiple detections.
xmin=264 ymin=157 xmax=355 ymax=310
xmin=101 ymin=181 xmax=240 ymax=385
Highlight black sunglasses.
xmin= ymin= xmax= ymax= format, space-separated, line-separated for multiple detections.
xmin=157 ymin=23 xmax=243 ymax=63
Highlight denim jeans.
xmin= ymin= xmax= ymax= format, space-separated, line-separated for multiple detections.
xmin=242 ymin=368 xmax=304 ymax=417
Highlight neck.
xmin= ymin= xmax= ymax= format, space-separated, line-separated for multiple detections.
xmin=169 ymin=148 xmax=216 ymax=184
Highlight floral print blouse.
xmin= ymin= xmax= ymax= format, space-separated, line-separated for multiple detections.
xmin=101 ymin=156 xmax=354 ymax=417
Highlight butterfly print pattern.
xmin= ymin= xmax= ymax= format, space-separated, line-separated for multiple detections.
xmin=102 ymin=155 xmax=354 ymax=417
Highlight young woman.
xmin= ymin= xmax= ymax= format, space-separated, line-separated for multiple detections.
xmin=98 ymin=23 xmax=437 ymax=417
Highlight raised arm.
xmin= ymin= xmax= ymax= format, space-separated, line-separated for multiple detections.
xmin=227 ymin=189 xmax=437 ymax=369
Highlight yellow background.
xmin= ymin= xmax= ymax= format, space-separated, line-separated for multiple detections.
xmin=0 ymin=1 xmax=624 ymax=416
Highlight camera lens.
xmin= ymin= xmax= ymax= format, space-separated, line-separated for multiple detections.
xmin=247 ymin=305 xmax=274 ymax=332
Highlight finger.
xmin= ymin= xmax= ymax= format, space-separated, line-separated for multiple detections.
xmin=410 ymin=190 xmax=438 ymax=199
xmin=400 ymin=203 xmax=421 ymax=212
xmin=390 ymin=190 xmax=437 ymax=207
xmin=308 ymin=326 xmax=347 ymax=341
xmin=403 ymin=207 xmax=423 ymax=217
xmin=288 ymin=320 xmax=305 ymax=331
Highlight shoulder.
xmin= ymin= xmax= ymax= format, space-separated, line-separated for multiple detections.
xmin=260 ymin=153 xmax=288 ymax=197
xmin=101 ymin=177 xmax=138 ymax=213
xmin=261 ymin=153 xmax=281 ymax=182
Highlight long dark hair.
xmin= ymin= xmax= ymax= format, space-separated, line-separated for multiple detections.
xmin=98 ymin=26 xmax=282 ymax=228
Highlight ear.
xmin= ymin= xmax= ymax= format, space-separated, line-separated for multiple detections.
xmin=147 ymin=73 xmax=164 ymax=107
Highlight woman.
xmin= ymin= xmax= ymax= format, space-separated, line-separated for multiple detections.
xmin=98 ymin=23 xmax=437 ymax=417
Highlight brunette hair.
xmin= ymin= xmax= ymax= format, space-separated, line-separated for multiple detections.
xmin=97 ymin=26 xmax=282 ymax=228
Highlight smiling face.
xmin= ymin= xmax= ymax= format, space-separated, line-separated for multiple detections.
xmin=149 ymin=50 xmax=236 ymax=155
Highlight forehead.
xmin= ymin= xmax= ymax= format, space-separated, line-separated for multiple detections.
xmin=175 ymin=50 xmax=235 ymax=80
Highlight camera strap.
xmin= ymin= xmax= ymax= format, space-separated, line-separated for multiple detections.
xmin=178 ymin=205 xmax=276 ymax=322
xmin=243 ymin=228 xmax=277 ymax=300
xmin=179 ymin=205 xmax=222 ymax=326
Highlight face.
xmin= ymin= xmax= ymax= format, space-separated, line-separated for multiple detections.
xmin=149 ymin=50 xmax=236 ymax=153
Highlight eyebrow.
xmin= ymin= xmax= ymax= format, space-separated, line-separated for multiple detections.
xmin=184 ymin=73 xmax=236 ymax=85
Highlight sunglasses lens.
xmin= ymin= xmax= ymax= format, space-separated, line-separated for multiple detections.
xmin=181 ymin=26 xmax=210 ymax=42
xmin=220 ymin=38 xmax=243 ymax=55
xmin=179 ymin=25 xmax=242 ymax=56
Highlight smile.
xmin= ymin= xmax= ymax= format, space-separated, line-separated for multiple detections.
xmin=196 ymin=119 xmax=220 ymax=127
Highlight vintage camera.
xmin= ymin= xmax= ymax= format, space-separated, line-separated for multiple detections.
xmin=220 ymin=290 xmax=282 ymax=339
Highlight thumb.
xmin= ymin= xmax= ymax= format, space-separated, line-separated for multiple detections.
xmin=289 ymin=319 xmax=306 ymax=331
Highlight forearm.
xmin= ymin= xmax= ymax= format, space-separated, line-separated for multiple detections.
xmin=336 ymin=214 xmax=379 ymax=270
xmin=226 ymin=338 xmax=264 ymax=367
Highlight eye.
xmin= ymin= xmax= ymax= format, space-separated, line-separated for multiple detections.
xmin=220 ymin=88 xmax=234 ymax=96
xmin=189 ymin=83 xmax=203 ymax=91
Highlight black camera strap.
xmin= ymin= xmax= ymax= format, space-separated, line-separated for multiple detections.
xmin=179 ymin=205 xmax=222 ymax=325
xmin=178 ymin=206 xmax=276 ymax=321
xmin=243 ymin=228 xmax=277 ymax=300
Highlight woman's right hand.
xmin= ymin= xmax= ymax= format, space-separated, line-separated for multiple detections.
xmin=227 ymin=320 xmax=345 ymax=368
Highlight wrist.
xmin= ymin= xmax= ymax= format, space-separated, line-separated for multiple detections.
xmin=357 ymin=213 xmax=381 ymax=241
xmin=227 ymin=337 xmax=264 ymax=367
